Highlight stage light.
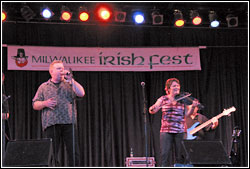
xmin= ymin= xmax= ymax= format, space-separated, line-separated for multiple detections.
xmin=226 ymin=14 xmax=238 ymax=27
xmin=2 ymin=11 xmax=7 ymax=22
xmin=96 ymin=6 xmax=112 ymax=21
xmin=79 ymin=12 xmax=89 ymax=22
xmin=133 ymin=11 xmax=145 ymax=24
xmin=174 ymin=10 xmax=185 ymax=27
xmin=20 ymin=5 xmax=36 ymax=21
xmin=209 ymin=11 xmax=219 ymax=27
xmin=60 ymin=6 xmax=72 ymax=22
xmin=41 ymin=7 xmax=54 ymax=20
xmin=152 ymin=11 xmax=163 ymax=25
xmin=190 ymin=10 xmax=202 ymax=25
xmin=79 ymin=6 xmax=89 ymax=22
xmin=114 ymin=11 xmax=126 ymax=22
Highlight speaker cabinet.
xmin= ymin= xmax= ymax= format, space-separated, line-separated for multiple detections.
xmin=3 ymin=139 xmax=53 ymax=167
xmin=182 ymin=140 xmax=232 ymax=167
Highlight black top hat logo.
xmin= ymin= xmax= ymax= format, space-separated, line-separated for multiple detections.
xmin=14 ymin=48 xmax=28 ymax=58
xmin=11 ymin=48 xmax=29 ymax=67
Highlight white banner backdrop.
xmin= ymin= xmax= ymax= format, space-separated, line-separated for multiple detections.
xmin=7 ymin=45 xmax=201 ymax=71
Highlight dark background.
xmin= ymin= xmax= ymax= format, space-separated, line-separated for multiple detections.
xmin=2 ymin=2 xmax=248 ymax=167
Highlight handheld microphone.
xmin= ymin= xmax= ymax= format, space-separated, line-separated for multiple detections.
xmin=69 ymin=68 xmax=73 ymax=77
xmin=64 ymin=68 xmax=73 ymax=81
xmin=141 ymin=82 xmax=145 ymax=87
xmin=64 ymin=68 xmax=73 ymax=76
xmin=65 ymin=68 xmax=73 ymax=75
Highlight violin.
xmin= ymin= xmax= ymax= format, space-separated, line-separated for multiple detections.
xmin=175 ymin=92 xmax=204 ymax=109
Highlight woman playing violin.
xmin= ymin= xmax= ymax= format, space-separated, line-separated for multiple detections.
xmin=149 ymin=78 xmax=199 ymax=167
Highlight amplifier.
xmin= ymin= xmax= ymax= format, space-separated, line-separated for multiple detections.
xmin=125 ymin=157 xmax=155 ymax=167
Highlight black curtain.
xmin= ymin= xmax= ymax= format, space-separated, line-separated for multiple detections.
xmin=2 ymin=22 xmax=248 ymax=167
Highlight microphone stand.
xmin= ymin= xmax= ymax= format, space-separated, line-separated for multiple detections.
xmin=3 ymin=95 xmax=12 ymax=140
xmin=141 ymin=82 xmax=148 ymax=167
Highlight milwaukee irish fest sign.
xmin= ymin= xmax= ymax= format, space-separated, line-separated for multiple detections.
xmin=7 ymin=45 xmax=201 ymax=71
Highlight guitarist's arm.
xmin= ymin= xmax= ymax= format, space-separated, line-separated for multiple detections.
xmin=195 ymin=114 xmax=218 ymax=140
xmin=203 ymin=115 xmax=219 ymax=131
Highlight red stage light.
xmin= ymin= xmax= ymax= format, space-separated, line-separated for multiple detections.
xmin=174 ymin=10 xmax=185 ymax=27
xmin=96 ymin=5 xmax=112 ymax=22
xmin=175 ymin=19 xmax=185 ymax=27
xmin=2 ymin=11 xmax=7 ymax=21
xmin=61 ymin=11 xmax=72 ymax=21
xmin=192 ymin=16 xmax=202 ymax=25
xmin=79 ymin=11 xmax=89 ymax=22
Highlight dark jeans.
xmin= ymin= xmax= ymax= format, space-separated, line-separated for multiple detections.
xmin=160 ymin=132 xmax=184 ymax=167
xmin=44 ymin=124 xmax=80 ymax=166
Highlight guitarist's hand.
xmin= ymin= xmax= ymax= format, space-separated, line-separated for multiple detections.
xmin=192 ymin=99 xmax=199 ymax=107
xmin=211 ymin=117 xmax=219 ymax=129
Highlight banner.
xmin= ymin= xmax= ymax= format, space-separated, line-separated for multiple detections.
xmin=7 ymin=45 xmax=201 ymax=71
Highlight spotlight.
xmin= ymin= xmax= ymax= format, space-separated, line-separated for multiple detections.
xmin=152 ymin=11 xmax=163 ymax=25
xmin=20 ymin=5 xmax=36 ymax=21
xmin=79 ymin=6 xmax=89 ymax=22
xmin=2 ymin=11 xmax=7 ymax=22
xmin=114 ymin=11 xmax=126 ymax=22
xmin=132 ymin=11 xmax=145 ymax=24
xmin=41 ymin=7 xmax=54 ymax=20
xmin=190 ymin=10 xmax=202 ymax=25
xmin=60 ymin=6 xmax=72 ymax=22
xmin=209 ymin=11 xmax=219 ymax=27
xmin=96 ymin=5 xmax=112 ymax=22
xmin=174 ymin=10 xmax=185 ymax=27
xmin=226 ymin=14 xmax=238 ymax=27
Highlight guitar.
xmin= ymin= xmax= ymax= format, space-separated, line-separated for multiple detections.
xmin=186 ymin=122 xmax=199 ymax=140
xmin=187 ymin=106 xmax=236 ymax=139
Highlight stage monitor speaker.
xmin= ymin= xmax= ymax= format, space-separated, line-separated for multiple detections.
xmin=3 ymin=138 xmax=53 ymax=167
xmin=182 ymin=140 xmax=232 ymax=167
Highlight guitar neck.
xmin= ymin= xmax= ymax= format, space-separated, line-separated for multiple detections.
xmin=190 ymin=113 xmax=223 ymax=135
